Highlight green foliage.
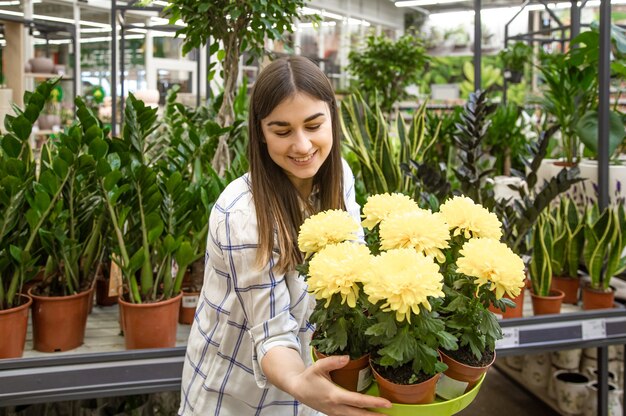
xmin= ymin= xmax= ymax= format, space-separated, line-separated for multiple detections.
xmin=309 ymin=292 xmax=371 ymax=360
xmin=548 ymin=198 xmax=584 ymax=279
xmin=347 ymin=34 xmax=429 ymax=113
xmin=460 ymin=62 xmax=502 ymax=99
xmin=0 ymin=78 xmax=60 ymax=308
xmin=498 ymin=42 xmax=533 ymax=73
xmin=530 ymin=213 xmax=553 ymax=296
xmin=340 ymin=92 xmax=437 ymax=197
xmin=583 ymin=203 xmax=626 ymax=291
xmin=366 ymin=301 xmax=456 ymax=376
xmin=485 ymin=103 xmax=530 ymax=176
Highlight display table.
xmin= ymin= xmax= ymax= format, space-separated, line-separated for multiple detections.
xmin=1 ymin=294 xmax=626 ymax=412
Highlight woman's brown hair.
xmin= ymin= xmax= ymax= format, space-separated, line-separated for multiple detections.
xmin=248 ymin=56 xmax=344 ymax=273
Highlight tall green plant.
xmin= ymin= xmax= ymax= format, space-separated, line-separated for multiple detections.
xmin=164 ymin=0 xmax=311 ymax=173
xmin=0 ymin=79 xmax=61 ymax=309
xmin=530 ymin=213 xmax=553 ymax=296
xmin=340 ymin=92 xmax=437 ymax=197
xmin=347 ymin=33 xmax=429 ymax=113
xmin=583 ymin=203 xmax=626 ymax=291
xmin=548 ymin=198 xmax=584 ymax=279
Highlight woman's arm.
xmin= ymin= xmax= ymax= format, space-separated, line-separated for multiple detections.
xmin=262 ymin=347 xmax=392 ymax=416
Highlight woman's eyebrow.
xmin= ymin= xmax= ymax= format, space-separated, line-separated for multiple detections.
xmin=266 ymin=112 xmax=326 ymax=127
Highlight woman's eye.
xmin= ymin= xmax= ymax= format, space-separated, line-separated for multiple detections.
xmin=306 ymin=124 xmax=321 ymax=131
xmin=275 ymin=130 xmax=290 ymax=137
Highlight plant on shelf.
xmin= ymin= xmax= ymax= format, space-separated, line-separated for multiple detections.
xmin=346 ymin=33 xmax=430 ymax=114
xmin=484 ymin=102 xmax=530 ymax=176
xmin=581 ymin=203 xmax=626 ymax=309
xmin=0 ymin=79 xmax=59 ymax=357
xmin=529 ymin=213 xmax=564 ymax=315
xmin=340 ymin=92 xmax=438 ymax=198
xmin=498 ymin=42 xmax=533 ymax=83
xmin=546 ymin=198 xmax=585 ymax=304
xmin=0 ymin=78 xmax=60 ymax=310
xmin=164 ymin=0 xmax=311 ymax=173
xmin=296 ymin=209 xmax=373 ymax=392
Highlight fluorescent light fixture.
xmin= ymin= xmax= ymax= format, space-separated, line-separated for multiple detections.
xmin=322 ymin=10 xmax=343 ymax=20
xmin=151 ymin=0 xmax=169 ymax=6
xmin=396 ymin=0 xmax=464 ymax=7
xmin=297 ymin=21 xmax=337 ymax=28
xmin=300 ymin=7 xmax=321 ymax=15
xmin=0 ymin=10 xmax=110 ymax=28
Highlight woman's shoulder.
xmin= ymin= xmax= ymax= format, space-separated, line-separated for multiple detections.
xmin=213 ymin=173 xmax=254 ymax=217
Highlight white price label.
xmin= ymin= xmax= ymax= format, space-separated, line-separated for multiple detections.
xmin=356 ymin=366 xmax=372 ymax=392
xmin=182 ymin=295 xmax=199 ymax=309
xmin=496 ymin=327 xmax=519 ymax=349
xmin=436 ymin=374 xmax=469 ymax=400
xmin=582 ymin=319 xmax=606 ymax=340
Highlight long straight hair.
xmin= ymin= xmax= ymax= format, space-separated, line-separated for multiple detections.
xmin=248 ymin=56 xmax=344 ymax=273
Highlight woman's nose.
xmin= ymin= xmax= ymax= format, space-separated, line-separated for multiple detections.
xmin=292 ymin=129 xmax=312 ymax=154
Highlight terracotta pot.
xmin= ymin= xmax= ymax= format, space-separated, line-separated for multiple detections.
xmin=314 ymin=349 xmax=372 ymax=392
xmin=95 ymin=276 xmax=118 ymax=306
xmin=530 ymin=289 xmax=564 ymax=315
xmin=370 ymin=360 xmax=440 ymax=404
xmin=29 ymin=286 xmax=93 ymax=352
xmin=179 ymin=289 xmax=200 ymax=325
xmin=0 ymin=295 xmax=32 ymax=359
xmin=488 ymin=290 xmax=524 ymax=319
xmin=119 ymin=292 xmax=182 ymax=349
xmin=438 ymin=349 xmax=496 ymax=399
xmin=582 ymin=285 xmax=615 ymax=310
xmin=551 ymin=275 xmax=580 ymax=305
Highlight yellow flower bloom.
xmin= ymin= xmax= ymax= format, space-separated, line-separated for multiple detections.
xmin=298 ymin=210 xmax=360 ymax=255
xmin=364 ymin=249 xmax=444 ymax=323
xmin=307 ymin=242 xmax=373 ymax=308
xmin=456 ymin=238 xmax=526 ymax=299
xmin=439 ymin=196 xmax=503 ymax=240
xmin=361 ymin=193 xmax=423 ymax=229
xmin=379 ymin=211 xmax=450 ymax=263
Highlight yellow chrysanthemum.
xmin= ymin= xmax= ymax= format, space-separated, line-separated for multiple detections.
xmin=364 ymin=249 xmax=444 ymax=323
xmin=307 ymin=242 xmax=373 ymax=308
xmin=379 ymin=211 xmax=451 ymax=263
xmin=361 ymin=193 xmax=423 ymax=229
xmin=456 ymin=238 xmax=526 ymax=299
xmin=439 ymin=196 xmax=502 ymax=240
xmin=298 ymin=210 xmax=360 ymax=255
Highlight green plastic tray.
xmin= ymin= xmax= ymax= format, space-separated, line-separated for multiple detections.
xmin=365 ymin=374 xmax=485 ymax=416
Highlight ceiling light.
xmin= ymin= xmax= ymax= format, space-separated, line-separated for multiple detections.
xmin=395 ymin=0 xmax=465 ymax=7
xmin=0 ymin=10 xmax=110 ymax=28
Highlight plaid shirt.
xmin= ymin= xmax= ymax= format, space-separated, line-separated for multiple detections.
xmin=179 ymin=160 xmax=363 ymax=415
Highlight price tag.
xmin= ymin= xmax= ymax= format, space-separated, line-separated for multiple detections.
xmin=496 ymin=327 xmax=519 ymax=349
xmin=582 ymin=319 xmax=606 ymax=340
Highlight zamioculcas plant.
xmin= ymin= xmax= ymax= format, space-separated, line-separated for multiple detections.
xmin=0 ymin=79 xmax=60 ymax=309
xmin=76 ymin=94 xmax=197 ymax=303
xmin=583 ymin=203 xmax=626 ymax=292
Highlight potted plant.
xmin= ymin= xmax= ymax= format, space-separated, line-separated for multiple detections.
xmin=76 ymin=94 xmax=199 ymax=349
xmin=498 ymin=42 xmax=532 ymax=83
xmin=360 ymin=193 xmax=459 ymax=404
xmin=548 ymin=198 xmax=585 ymax=304
xmin=297 ymin=209 xmax=373 ymax=392
xmin=434 ymin=196 xmax=526 ymax=399
xmin=529 ymin=213 xmax=565 ymax=315
xmin=582 ymin=203 xmax=626 ymax=309
xmin=27 ymin=97 xmax=109 ymax=352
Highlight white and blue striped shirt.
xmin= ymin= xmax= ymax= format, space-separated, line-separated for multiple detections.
xmin=179 ymin=160 xmax=362 ymax=415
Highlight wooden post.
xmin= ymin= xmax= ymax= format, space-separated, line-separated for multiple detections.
xmin=4 ymin=21 xmax=25 ymax=107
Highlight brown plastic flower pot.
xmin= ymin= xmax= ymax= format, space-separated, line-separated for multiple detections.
xmin=370 ymin=360 xmax=440 ymax=404
xmin=314 ymin=349 xmax=372 ymax=392
xmin=119 ymin=292 xmax=182 ymax=349
xmin=551 ymin=276 xmax=580 ymax=305
xmin=530 ymin=289 xmax=564 ymax=315
xmin=582 ymin=285 xmax=615 ymax=310
xmin=179 ymin=290 xmax=200 ymax=325
xmin=488 ymin=290 xmax=524 ymax=319
xmin=0 ymin=295 xmax=32 ymax=359
xmin=439 ymin=349 xmax=496 ymax=394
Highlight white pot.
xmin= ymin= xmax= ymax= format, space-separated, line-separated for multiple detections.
xmin=492 ymin=175 xmax=526 ymax=205
xmin=584 ymin=347 xmax=618 ymax=360
xmin=584 ymin=381 xmax=623 ymax=416
xmin=578 ymin=159 xmax=626 ymax=206
xmin=583 ymin=366 xmax=617 ymax=384
xmin=522 ymin=353 xmax=551 ymax=388
xmin=552 ymin=349 xmax=583 ymax=370
xmin=504 ymin=355 xmax=524 ymax=370
xmin=29 ymin=57 xmax=55 ymax=74
xmin=554 ymin=371 xmax=590 ymax=415
xmin=549 ymin=367 xmax=565 ymax=399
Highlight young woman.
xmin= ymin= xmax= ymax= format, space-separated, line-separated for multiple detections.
xmin=179 ymin=56 xmax=391 ymax=415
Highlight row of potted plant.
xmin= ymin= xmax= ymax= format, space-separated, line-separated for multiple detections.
xmin=297 ymin=192 xmax=526 ymax=407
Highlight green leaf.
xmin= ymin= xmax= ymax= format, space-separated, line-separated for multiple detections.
xmin=12 ymin=115 xmax=32 ymax=142
xmin=175 ymin=241 xmax=195 ymax=268
xmin=576 ymin=110 xmax=625 ymax=157
xmin=1 ymin=135 xmax=22 ymax=157
xmin=89 ymin=138 xmax=109 ymax=159
xmin=9 ymin=245 xmax=23 ymax=264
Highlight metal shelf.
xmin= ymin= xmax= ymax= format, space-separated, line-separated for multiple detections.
xmin=1 ymin=294 xmax=625 ymax=408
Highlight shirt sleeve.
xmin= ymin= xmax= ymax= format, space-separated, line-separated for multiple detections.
xmin=342 ymin=158 xmax=365 ymax=243
xmin=217 ymin=208 xmax=301 ymax=389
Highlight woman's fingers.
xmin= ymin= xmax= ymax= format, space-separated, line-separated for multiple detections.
xmin=335 ymin=389 xmax=392 ymax=410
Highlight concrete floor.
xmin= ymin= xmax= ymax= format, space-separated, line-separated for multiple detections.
xmin=458 ymin=367 xmax=558 ymax=416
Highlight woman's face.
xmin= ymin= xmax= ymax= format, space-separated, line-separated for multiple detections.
xmin=261 ymin=92 xmax=333 ymax=197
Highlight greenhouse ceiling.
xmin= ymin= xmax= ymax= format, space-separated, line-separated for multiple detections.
xmin=393 ymin=0 xmax=620 ymax=14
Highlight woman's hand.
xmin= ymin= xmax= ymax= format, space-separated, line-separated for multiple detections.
xmin=263 ymin=347 xmax=392 ymax=416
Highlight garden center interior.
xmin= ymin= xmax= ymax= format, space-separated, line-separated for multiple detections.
xmin=1 ymin=0 xmax=626 ymax=415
